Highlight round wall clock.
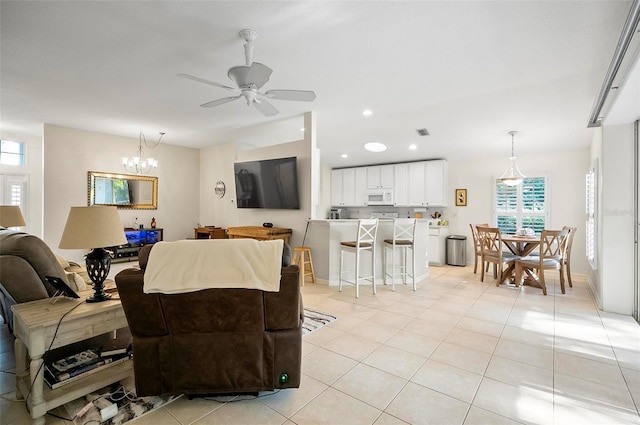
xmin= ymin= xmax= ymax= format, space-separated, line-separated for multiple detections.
xmin=214 ymin=181 xmax=226 ymax=198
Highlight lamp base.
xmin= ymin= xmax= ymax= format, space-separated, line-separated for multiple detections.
xmin=86 ymin=292 xmax=112 ymax=303
xmin=85 ymin=247 xmax=112 ymax=303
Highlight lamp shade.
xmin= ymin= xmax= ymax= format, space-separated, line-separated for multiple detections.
xmin=0 ymin=205 xmax=26 ymax=227
xmin=59 ymin=206 xmax=126 ymax=249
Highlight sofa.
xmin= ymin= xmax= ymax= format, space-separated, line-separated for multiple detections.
xmin=0 ymin=229 xmax=77 ymax=329
xmin=0 ymin=229 xmax=128 ymax=358
xmin=115 ymin=243 xmax=303 ymax=397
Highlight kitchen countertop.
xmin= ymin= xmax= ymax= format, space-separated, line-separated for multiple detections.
xmin=310 ymin=219 xmax=448 ymax=229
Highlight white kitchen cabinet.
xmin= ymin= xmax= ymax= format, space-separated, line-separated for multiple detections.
xmin=331 ymin=168 xmax=367 ymax=206
xmin=428 ymin=226 xmax=449 ymax=266
xmin=331 ymin=160 xmax=447 ymax=207
xmin=425 ymin=160 xmax=448 ymax=207
xmin=408 ymin=161 xmax=427 ymax=206
xmin=393 ymin=163 xmax=409 ymax=206
xmin=366 ymin=165 xmax=394 ymax=189
xmin=353 ymin=167 xmax=368 ymax=206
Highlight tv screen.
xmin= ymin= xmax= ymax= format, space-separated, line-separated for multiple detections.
xmin=234 ymin=157 xmax=300 ymax=209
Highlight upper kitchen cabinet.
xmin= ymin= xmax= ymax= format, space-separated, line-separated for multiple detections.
xmin=331 ymin=160 xmax=447 ymax=208
xmin=425 ymin=160 xmax=448 ymax=207
xmin=331 ymin=167 xmax=367 ymax=206
xmin=408 ymin=160 xmax=448 ymax=207
xmin=393 ymin=163 xmax=409 ymax=206
xmin=366 ymin=165 xmax=394 ymax=189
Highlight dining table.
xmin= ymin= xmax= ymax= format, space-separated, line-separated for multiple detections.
xmin=499 ymin=234 xmax=541 ymax=285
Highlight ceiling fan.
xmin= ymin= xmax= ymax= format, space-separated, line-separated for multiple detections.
xmin=178 ymin=29 xmax=316 ymax=117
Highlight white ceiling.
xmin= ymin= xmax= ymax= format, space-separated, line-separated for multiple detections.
xmin=1 ymin=1 xmax=637 ymax=168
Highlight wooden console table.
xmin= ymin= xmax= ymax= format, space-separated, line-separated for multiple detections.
xmin=12 ymin=296 xmax=132 ymax=425
xmin=227 ymin=226 xmax=292 ymax=245
xmin=194 ymin=226 xmax=226 ymax=239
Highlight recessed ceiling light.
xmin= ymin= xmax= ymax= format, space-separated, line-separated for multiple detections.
xmin=409 ymin=144 xmax=417 ymax=150
xmin=300 ymin=128 xmax=305 ymax=132
xmin=341 ymin=153 xmax=348 ymax=158
xmin=362 ymin=109 xmax=373 ymax=116
xmin=364 ymin=142 xmax=387 ymax=152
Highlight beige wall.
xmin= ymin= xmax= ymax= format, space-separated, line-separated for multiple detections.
xmin=43 ymin=124 xmax=200 ymax=262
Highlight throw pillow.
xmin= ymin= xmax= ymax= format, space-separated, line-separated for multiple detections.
xmin=282 ymin=243 xmax=292 ymax=267
xmin=55 ymin=254 xmax=70 ymax=269
xmin=65 ymin=271 xmax=88 ymax=291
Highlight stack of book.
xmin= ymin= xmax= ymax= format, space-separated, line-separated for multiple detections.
xmin=44 ymin=348 xmax=130 ymax=389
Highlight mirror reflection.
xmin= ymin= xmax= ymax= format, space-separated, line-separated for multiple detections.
xmin=88 ymin=171 xmax=158 ymax=209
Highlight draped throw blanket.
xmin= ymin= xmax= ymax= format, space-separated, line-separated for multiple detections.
xmin=143 ymin=239 xmax=283 ymax=294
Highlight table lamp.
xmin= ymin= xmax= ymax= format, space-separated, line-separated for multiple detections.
xmin=0 ymin=205 xmax=26 ymax=229
xmin=59 ymin=206 xmax=126 ymax=302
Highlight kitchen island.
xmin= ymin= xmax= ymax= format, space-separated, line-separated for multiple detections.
xmin=304 ymin=219 xmax=431 ymax=287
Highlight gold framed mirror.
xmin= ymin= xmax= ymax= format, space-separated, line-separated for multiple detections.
xmin=88 ymin=171 xmax=158 ymax=209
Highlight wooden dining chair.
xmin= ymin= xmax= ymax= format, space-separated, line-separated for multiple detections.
xmin=469 ymin=223 xmax=489 ymax=274
xmin=562 ymin=226 xmax=577 ymax=287
xmin=514 ymin=229 xmax=569 ymax=295
xmin=476 ymin=226 xmax=520 ymax=284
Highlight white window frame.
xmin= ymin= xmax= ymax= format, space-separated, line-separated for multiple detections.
xmin=0 ymin=139 xmax=26 ymax=166
xmin=586 ymin=161 xmax=598 ymax=270
xmin=493 ymin=173 xmax=550 ymax=235
xmin=0 ymin=173 xmax=29 ymax=227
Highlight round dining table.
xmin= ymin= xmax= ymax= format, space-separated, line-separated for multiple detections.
xmin=499 ymin=235 xmax=540 ymax=285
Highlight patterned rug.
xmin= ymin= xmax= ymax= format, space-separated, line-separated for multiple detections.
xmin=303 ymin=308 xmax=337 ymax=334
xmin=64 ymin=376 xmax=178 ymax=425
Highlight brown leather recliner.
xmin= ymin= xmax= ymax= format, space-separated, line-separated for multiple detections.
xmin=114 ymin=244 xmax=303 ymax=397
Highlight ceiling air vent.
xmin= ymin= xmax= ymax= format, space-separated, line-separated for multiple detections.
xmin=416 ymin=128 xmax=430 ymax=136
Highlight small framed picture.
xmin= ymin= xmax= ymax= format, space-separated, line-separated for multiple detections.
xmin=456 ymin=189 xmax=467 ymax=206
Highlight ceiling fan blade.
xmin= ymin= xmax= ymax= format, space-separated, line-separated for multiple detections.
xmin=253 ymin=99 xmax=278 ymax=116
xmin=246 ymin=62 xmax=272 ymax=89
xmin=264 ymin=89 xmax=316 ymax=102
xmin=200 ymin=96 xmax=241 ymax=108
xmin=177 ymin=73 xmax=238 ymax=92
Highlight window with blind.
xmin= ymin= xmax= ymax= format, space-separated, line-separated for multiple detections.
xmin=495 ymin=176 xmax=547 ymax=235
xmin=586 ymin=163 xmax=597 ymax=269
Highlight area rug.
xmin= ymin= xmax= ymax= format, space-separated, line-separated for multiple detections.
xmin=303 ymin=308 xmax=337 ymax=334
xmin=63 ymin=377 xmax=179 ymax=425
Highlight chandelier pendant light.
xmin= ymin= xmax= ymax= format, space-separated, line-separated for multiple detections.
xmin=122 ymin=131 xmax=164 ymax=174
xmin=499 ymin=131 xmax=526 ymax=186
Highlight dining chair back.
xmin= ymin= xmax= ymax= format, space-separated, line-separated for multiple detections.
xmin=339 ymin=219 xmax=379 ymax=298
xmin=514 ymin=228 xmax=569 ymax=295
xmin=562 ymin=226 xmax=577 ymax=287
xmin=469 ymin=223 xmax=489 ymax=274
xmin=383 ymin=218 xmax=417 ymax=291
xmin=476 ymin=226 xmax=520 ymax=284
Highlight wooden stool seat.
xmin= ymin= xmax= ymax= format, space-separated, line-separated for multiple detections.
xmin=292 ymin=246 xmax=316 ymax=286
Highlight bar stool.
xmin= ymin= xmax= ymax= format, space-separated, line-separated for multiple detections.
xmin=339 ymin=218 xmax=379 ymax=298
xmin=383 ymin=218 xmax=417 ymax=291
xmin=292 ymin=246 xmax=316 ymax=286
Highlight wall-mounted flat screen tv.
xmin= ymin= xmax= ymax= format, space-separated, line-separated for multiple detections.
xmin=234 ymin=156 xmax=300 ymax=209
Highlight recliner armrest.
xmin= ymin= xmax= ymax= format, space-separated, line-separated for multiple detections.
xmin=264 ymin=265 xmax=301 ymax=330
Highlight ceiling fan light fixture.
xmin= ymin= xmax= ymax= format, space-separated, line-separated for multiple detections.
xmin=499 ymin=131 xmax=526 ymax=186
xmin=364 ymin=142 xmax=387 ymax=152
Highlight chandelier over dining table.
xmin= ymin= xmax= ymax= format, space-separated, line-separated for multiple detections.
xmin=122 ymin=131 xmax=164 ymax=174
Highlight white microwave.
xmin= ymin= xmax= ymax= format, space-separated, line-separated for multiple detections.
xmin=366 ymin=190 xmax=393 ymax=205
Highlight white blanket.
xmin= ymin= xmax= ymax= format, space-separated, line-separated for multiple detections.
xmin=143 ymin=239 xmax=284 ymax=294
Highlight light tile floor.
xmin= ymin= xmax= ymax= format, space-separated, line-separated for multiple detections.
xmin=1 ymin=265 xmax=639 ymax=425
